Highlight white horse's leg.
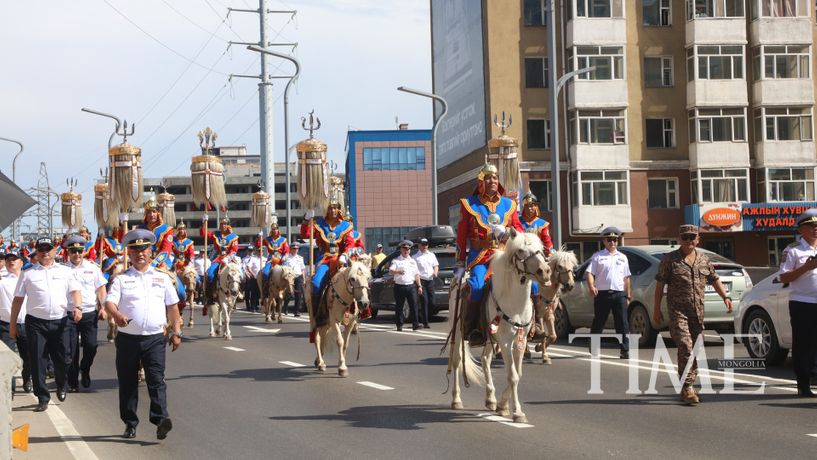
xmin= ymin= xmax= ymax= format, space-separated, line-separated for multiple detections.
xmin=209 ymin=302 xmax=217 ymax=337
xmin=222 ymin=299 xmax=232 ymax=340
xmin=450 ymin=339 xmax=464 ymax=409
xmin=276 ymin=296 xmax=284 ymax=324
xmin=187 ymin=291 xmax=195 ymax=327
xmin=510 ymin=334 xmax=528 ymax=424
xmin=314 ymin=326 xmax=326 ymax=372
xmin=335 ymin=322 xmax=348 ymax=377
xmin=482 ymin=343 xmax=497 ymax=411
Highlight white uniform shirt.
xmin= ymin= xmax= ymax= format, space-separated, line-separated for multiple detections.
xmin=68 ymin=260 xmax=107 ymax=313
xmin=0 ymin=268 xmax=7 ymax=278
xmin=194 ymin=257 xmax=211 ymax=277
xmin=588 ymin=249 xmax=631 ymax=291
xmin=13 ymin=263 xmax=81 ymax=320
xmin=283 ymin=254 xmax=305 ymax=277
xmin=106 ymin=266 xmax=180 ymax=335
xmin=412 ymin=250 xmax=439 ymax=281
xmin=389 ymin=254 xmax=420 ymax=286
xmin=0 ymin=273 xmax=26 ymax=324
xmin=780 ymin=239 xmax=817 ymax=303
xmin=242 ymin=255 xmax=262 ymax=277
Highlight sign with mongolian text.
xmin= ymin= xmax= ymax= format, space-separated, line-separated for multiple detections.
xmin=742 ymin=202 xmax=817 ymax=231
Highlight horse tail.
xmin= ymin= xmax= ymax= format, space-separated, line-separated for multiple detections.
xmin=319 ymin=325 xmax=338 ymax=356
xmin=446 ymin=280 xmax=485 ymax=388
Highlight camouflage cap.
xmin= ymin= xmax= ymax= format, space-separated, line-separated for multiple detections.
xmin=679 ymin=224 xmax=699 ymax=235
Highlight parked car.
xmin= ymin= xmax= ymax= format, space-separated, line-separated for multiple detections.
xmin=369 ymin=244 xmax=455 ymax=320
xmin=556 ymin=245 xmax=753 ymax=347
xmin=734 ymin=272 xmax=791 ymax=365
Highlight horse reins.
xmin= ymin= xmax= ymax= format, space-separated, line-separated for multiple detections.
xmin=511 ymin=248 xmax=547 ymax=285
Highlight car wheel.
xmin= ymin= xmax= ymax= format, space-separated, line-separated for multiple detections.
xmin=553 ymin=302 xmax=573 ymax=339
xmin=744 ymin=309 xmax=788 ymax=365
xmin=629 ymin=304 xmax=657 ymax=347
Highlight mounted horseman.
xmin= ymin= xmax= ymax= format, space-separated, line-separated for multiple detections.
xmin=258 ymin=221 xmax=289 ymax=279
xmin=201 ymin=216 xmax=239 ymax=306
xmin=173 ymin=221 xmax=195 ymax=271
xmin=520 ymin=192 xmax=557 ymax=346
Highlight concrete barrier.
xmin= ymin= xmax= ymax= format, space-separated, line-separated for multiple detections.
xmin=0 ymin=344 xmax=22 ymax=460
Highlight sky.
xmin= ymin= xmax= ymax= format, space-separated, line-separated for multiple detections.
xmin=0 ymin=0 xmax=432 ymax=238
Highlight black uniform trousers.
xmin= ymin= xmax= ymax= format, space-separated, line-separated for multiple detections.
xmin=1 ymin=319 xmax=31 ymax=387
xmin=25 ymin=315 xmax=72 ymax=403
xmin=68 ymin=311 xmax=99 ymax=388
xmin=789 ymin=300 xmax=817 ymax=390
xmin=394 ymin=283 xmax=419 ymax=328
xmin=419 ymin=278 xmax=435 ymax=325
xmin=115 ymin=332 xmax=168 ymax=428
xmin=590 ymin=290 xmax=630 ymax=352
xmin=287 ymin=275 xmax=305 ymax=315
xmin=244 ymin=278 xmax=260 ymax=311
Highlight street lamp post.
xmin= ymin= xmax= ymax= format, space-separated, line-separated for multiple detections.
xmin=0 ymin=137 xmax=24 ymax=240
xmin=247 ymin=45 xmax=301 ymax=242
xmin=396 ymin=86 xmax=448 ymax=226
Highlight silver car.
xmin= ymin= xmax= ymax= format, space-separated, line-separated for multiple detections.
xmin=733 ymin=273 xmax=791 ymax=365
xmin=555 ymin=245 xmax=753 ymax=347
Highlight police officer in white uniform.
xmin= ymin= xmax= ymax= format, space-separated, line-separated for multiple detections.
xmin=587 ymin=227 xmax=632 ymax=359
xmin=412 ymin=238 xmax=438 ymax=328
xmin=9 ymin=237 xmax=82 ymax=412
xmin=64 ymin=235 xmax=108 ymax=391
xmin=105 ymin=229 xmax=183 ymax=439
xmin=389 ymin=240 xmax=422 ymax=331
xmin=779 ymin=209 xmax=817 ymax=397
xmin=283 ymin=242 xmax=306 ymax=316
xmin=1 ymin=250 xmax=31 ymax=393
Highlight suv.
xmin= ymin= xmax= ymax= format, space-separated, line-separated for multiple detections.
xmin=369 ymin=225 xmax=456 ymax=319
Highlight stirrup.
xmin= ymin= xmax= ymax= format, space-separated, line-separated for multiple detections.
xmin=466 ymin=329 xmax=486 ymax=347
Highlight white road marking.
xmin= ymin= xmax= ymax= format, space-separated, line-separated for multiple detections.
xmin=772 ymin=386 xmax=798 ymax=393
xmin=357 ymin=381 xmax=394 ymax=391
xmin=243 ymin=325 xmax=280 ymax=333
xmin=279 ymin=361 xmax=306 ymax=368
xmin=806 ymin=434 xmax=817 ymax=438
xmin=476 ymin=412 xmax=533 ymax=429
xmin=223 ymin=346 xmax=246 ymax=352
xmin=26 ymin=394 xmax=99 ymax=460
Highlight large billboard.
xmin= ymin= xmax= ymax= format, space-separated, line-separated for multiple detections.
xmin=431 ymin=0 xmax=487 ymax=168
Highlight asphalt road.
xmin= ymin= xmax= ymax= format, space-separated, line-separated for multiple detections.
xmin=10 ymin=306 xmax=817 ymax=460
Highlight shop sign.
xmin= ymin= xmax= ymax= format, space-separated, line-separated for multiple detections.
xmin=699 ymin=203 xmax=742 ymax=232
xmin=742 ymin=202 xmax=817 ymax=231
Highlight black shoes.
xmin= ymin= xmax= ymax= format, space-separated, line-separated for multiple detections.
xmin=22 ymin=380 xmax=32 ymax=393
xmin=123 ymin=426 xmax=137 ymax=439
xmin=81 ymin=370 xmax=91 ymax=388
xmin=34 ymin=402 xmax=48 ymax=412
xmin=798 ymin=388 xmax=816 ymax=398
xmin=156 ymin=418 xmax=173 ymax=440
xmin=56 ymin=390 xmax=67 ymax=402
xmin=412 ymin=324 xmax=420 ymax=331
xmin=69 ymin=386 xmax=79 ymax=393
xmin=467 ymin=330 xmax=486 ymax=347
xmin=620 ymin=351 xmax=630 ymax=359
xmin=396 ymin=325 xmax=403 ymax=331
xmin=423 ymin=324 xmax=430 ymax=329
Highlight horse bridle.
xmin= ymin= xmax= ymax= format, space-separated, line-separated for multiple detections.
xmin=330 ymin=270 xmax=369 ymax=307
xmin=512 ymin=247 xmax=548 ymax=285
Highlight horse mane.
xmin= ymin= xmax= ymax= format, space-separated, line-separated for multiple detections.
xmin=343 ymin=259 xmax=371 ymax=282
xmin=490 ymin=229 xmax=543 ymax=269
xmin=548 ymin=246 xmax=578 ymax=270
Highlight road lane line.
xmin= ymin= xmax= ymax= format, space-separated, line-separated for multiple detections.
xmin=280 ymin=361 xmax=306 ymax=368
xmin=243 ymin=325 xmax=281 ymax=333
xmin=223 ymin=346 xmax=246 ymax=352
xmin=26 ymin=394 xmax=99 ymax=460
xmin=806 ymin=434 xmax=817 ymax=438
xmin=476 ymin=412 xmax=533 ymax=429
xmin=357 ymin=381 xmax=394 ymax=391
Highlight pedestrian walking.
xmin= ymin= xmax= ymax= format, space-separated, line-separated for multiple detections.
xmin=64 ymin=235 xmax=107 ymax=391
xmin=105 ymin=229 xmax=183 ymax=440
xmin=0 ymin=250 xmax=31 ymax=393
xmin=653 ymin=224 xmax=732 ymax=405
xmin=283 ymin=242 xmax=306 ymax=316
xmin=778 ymin=209 xmax=817 ymax=397
xmin=370 ymin=243 xmax=386 ymax=270
xmin=242 ymin=247 xmax=262 ymax=312
xmin=390 ymin=240 xmax=422 ymax=331
xmin=412 ymin=238 xmax=438 ymax=328
xmin=587 ymin=227 xmax=632 ymax=359
xmin=9 ymin=237 xmax=82 ymax=412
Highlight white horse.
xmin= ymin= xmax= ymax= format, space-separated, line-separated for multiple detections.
xmin=447 ymin=228 xmax=550 ymax=423
xmin=210 ymin=260 xmax=243 ymax=340
xmin=313 ymin=260 xmax=371 ymax=377
xmin=258 ymin=265 xmax=296 ymax=323
xmin=534 ymin=249 xmax=578 ymax=364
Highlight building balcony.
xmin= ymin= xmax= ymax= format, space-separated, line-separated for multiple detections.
xmin=565 ymin=17 xmax=626 ymax=46
xmin=689 ymin=142 xmax=750 ymax=169
xmin=571 ymin=205 xmax=632 ymax=234
xmin=754 ymin=141 xmax=817 ymax=167
xmin=687 ymin=80 xmax=748 ymax=107
xmin=686 ymin=17 xmax=747 ymax=46
xmin=569 ymin=143 xmax=629 ymax=171
xmin=750 ymin=17 xmax=812 ymax=46
xmin=752 ymin=79 xmax=814 ymax=106
xmin=567 ymin=80 xmax=628 ymax=109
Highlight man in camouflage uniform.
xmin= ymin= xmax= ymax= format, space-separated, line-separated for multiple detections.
xmin=653 ymin=224 xmax=732 ymax=405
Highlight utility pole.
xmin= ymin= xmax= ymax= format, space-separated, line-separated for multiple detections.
xmin=228 ymin=1 xmax=297 ymax=222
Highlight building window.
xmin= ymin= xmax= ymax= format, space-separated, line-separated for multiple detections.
xmin=528 ymin=179 xmax=553 ymax=211
xmin=362 ymin=146 xmax=426 ymax=171
xmin=688 ymin=108 xmax=746 ymax=143
xmin=577 ymin=170 xmax=629 ymax=206
xmin=569 ymin=46 xmax=625 ymax=80
xmin=364 ymin=226 xmax=415 ymax=252
xmin=686 ymin=0 xmax=745 ymax=19
xmin=687 ymin=45 xmax=744 ymax=81
xmin=752 ymin=45 xmax=810 ymax=80
xmin=575 ymin=0 xmax=624 ymax=17
xmin=644 ymin=0 xmax=672 ymax=25
xmin=525 ymin=57 xmax=549 ymax=88
xmin=765 ymin=167 xmax=816 ymax=201
xmin=569 ymin=109 xmax=626 ymax=145
xmin=644 ymin=56 xmax=674 ymax=87
xmin=646 ymin=118 xmax=675 ymax=148
xmin=691 ymin=169 xmax=749 ymax=202
xmin=527 ymin=119 xmax=551 ymax=149
xmin=754 ymin=107 xmax=813 ymax=141
xmin=769 ymin=235 xmax=796 ymax=266
xmin=751 ymin=0 xmax=808 ymax=18
xmin=648 ymin=178 xmax=679 ymax=208
xmin=524 ymin=0 xmax=547 ymax=25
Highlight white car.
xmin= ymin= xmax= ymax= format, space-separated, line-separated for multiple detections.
xmin=734 ymin=273 xmax=791 ymax=365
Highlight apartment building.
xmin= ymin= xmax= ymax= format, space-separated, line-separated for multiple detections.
xmin=431 ymin=0 xmax=817 ymax=266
